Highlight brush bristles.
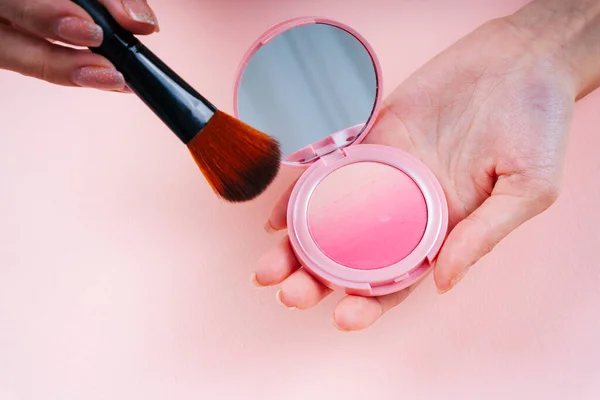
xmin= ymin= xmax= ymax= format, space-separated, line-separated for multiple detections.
xmin=186 ymin=110 xmax=281 ymax=202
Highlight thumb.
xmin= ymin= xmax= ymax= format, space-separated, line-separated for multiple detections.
xmin=434 ymin=174 xmax=559 ymax=293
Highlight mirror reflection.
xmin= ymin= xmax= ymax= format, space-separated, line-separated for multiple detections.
xmin=237 ymin=23 xmax=378 ymax=160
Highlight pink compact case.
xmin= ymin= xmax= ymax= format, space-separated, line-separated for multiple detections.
xmin=233 ymin=17 xmax=448 ymax=296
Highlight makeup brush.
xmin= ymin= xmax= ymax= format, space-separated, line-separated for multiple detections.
xmin=71 ymin=0 xmax=281 ymax=202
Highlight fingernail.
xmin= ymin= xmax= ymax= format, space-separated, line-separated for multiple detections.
xmin=437 ymin=284 xmax=450 ymax=294
xmin=72 ymin=67 xmax=126 ymax=91
xmin=115 ymin=84 xmax=133 ymax=94
xmin=438 ymin=267 xmax=470 ymax=294
xmin=251 ymin=272 xmax=263 ymax=287
xmin=122 ymin=0 xmax=160 ymax=32
xmin=332 ymin=312 xmax=355 ymax=332
xmin=332 ymin=315 xmax=346 ymax=331
xmin=450 ymin=267 xmax=469 ymax=287
xmin=264 ymin=220 xmax=276 ymax=234
xmin=54 ymin=17 xmax=103 ymax=47
xmin=111 ymin=85 xmax=134 ymax=94
xmin=276 ymin=289 xmax=296 ymax=310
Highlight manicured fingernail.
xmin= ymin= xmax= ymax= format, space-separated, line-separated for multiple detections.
xmin=54 ymin=17 xmax=103 ymax=47
xmin=276 ymin=289 xmax=296 ymax=310
xmin=264 ymin=220 xmax=276 ymax=233
xmin=72 ymin=67 xmax=126 ymax=91
xmin=122 ymin=0 xmax=160 ymax=32
xmin=113 ymin=84 xmax=133 ymax=94
xmin=251 ymin=272 xmax=263 ymax=287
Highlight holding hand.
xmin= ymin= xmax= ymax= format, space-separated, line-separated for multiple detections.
xmin=255 ymin=0 xmax=600 ymax=331
xmin=0 ymin=0 xmax=158 ymax=91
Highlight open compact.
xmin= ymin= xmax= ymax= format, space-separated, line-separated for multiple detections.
xmin=233 ymin=17 xmax=448 ymax=297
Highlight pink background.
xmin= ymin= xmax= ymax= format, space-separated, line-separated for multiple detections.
xmin=1 ymin=0 xmax=599 ymax=399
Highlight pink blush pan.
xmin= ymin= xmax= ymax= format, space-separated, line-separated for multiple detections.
xmin=307 ymin=162 xmax=428 ymax=270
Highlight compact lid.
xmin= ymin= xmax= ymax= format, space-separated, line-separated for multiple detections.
xmin=233 ymin=17 xmax=383 ymax=166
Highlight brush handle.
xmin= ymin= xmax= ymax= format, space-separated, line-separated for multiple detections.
xmin=71 ymin=0 xmax=215 ymax=144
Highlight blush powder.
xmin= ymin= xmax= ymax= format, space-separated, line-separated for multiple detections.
xmin=307 ymin=161 xmax=428 ymax=270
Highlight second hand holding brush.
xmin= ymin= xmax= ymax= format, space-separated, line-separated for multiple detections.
xmin=71 ymin=0 xmax=281 ymax=202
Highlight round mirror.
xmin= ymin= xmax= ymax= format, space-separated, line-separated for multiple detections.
xmin=236 ymin=22 xmax=378 ymax=163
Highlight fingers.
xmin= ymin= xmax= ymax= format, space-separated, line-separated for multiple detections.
xmin=265 ymin=178 xmax=299 ymax=232
xmin=0 ymin=25 xmax=126 ymax=90
xmin=253 ymin=236 xmax=332 ymax=310
xmin=0 ymin=0 xmax=158 ymax=48
xmin=0 ymin=0 xmax=100 ymax=46
xmin=96 ymin=0 xmax=159 ymax=34
xmin=0 ymin=0 xmax=159 ymax=90
xmin=253 ymin=234 xmax=422 ymax=327
xmin=434 ymin=174 xmax=559 ymax=293
xmin=253 ymin=236 xmax=300 ymax=286
xmin=277 ymin=270 xmax=332 ymax=310
xmin=333 ymin=285 xmax=417 ymax=331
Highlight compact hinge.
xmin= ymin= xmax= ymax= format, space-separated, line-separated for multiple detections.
xmin=320 ymin=149 xmax=347 ymax=165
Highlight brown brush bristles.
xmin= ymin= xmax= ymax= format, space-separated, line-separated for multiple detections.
xmin=186 ymin=110 xmax=282 ymax=202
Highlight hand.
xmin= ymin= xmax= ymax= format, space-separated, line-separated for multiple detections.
xmin=253 ymin=16 xmax=580 ymax=331
xmin=0 ymin=0 xmax=159 ymax=91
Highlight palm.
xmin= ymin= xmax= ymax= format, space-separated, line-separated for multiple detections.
xmin=255 ymin=20 xmax=574 ymax=331
xmin=368 ymin=20 xmax=571 ymax=231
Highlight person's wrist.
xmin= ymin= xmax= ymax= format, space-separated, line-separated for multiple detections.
xmin=505 ymin=0 xmax=600 ymax=100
